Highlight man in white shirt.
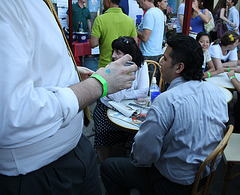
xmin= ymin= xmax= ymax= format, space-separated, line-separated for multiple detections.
xmin=0 ymin=1 xmax=137 ymax=194
xmin=226 ymin=0 xmax=239 ymax=34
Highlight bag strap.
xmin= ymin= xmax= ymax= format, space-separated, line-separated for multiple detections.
xmin=43 ymin=0 xmax=91 ymax=127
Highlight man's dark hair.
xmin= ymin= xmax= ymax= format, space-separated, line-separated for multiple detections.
xmin=232 ymin=0 xmax=238 ymax=6
xmin=112 ymin=37 xmax=144 ymax=67
xmin=167 ymin=34 xmax=203 ymax=81
xmin=111 ymin=0 xmax=120 ymax=5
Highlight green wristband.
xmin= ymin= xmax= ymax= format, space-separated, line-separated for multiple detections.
xmin=90 ymin=74 xmax=107 ymax=98
xmin=230 ymin=76 xmax=236 ymax=80
xmin=207 ymin=72 xmax=211 ymax=78
xmin=228 ymin=67 xmax=230 ymax=72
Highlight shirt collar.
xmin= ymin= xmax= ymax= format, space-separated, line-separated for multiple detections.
xmin=76 ymin=2 xmax=85 ymax=8
xmin=105 ymin=8 xmax=123 ymax=14
xmin=167 ymin=77 xmax=186 ymax=91
xmin=168 ymin=77 xmax=202 ymax=91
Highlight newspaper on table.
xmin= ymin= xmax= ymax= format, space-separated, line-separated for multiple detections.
xmin=108 ymin=101 xmax=140 ymax=118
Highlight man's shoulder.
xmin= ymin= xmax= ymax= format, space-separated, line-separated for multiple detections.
xmin=232 ymin=6 xmax=239 ymax=14
xmin=72 ymin=3 xmax=79 ymax=9
xmin=145 ymin=7 xmax=163 ymax=19
xmin=83 ymin=6 xmax=90 ymax=12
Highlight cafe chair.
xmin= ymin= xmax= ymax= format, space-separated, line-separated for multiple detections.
xmin=145 ymin=60 xmax=165 ymax=92
xmin=155 ymin=61 xmax=165 ymax=92
xmin=191 ymin=125 xmax=234 ymax=195
xmin=222 ymin=132 xmax=240 ymax=195
xmin=145 ymin=60 xmax=157 ymax=86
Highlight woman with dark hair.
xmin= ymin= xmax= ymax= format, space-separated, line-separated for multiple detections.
xmin=189 ymin=0 xmax=210 ymax=38
xmin=208 ymin=31 xmax=240 ymax=72
xmin=93 ymin=36 xmax=149 ymax=163
xmin=196 ymin=32 xmax=223 ymax=78
xmin=211 ymin=0 xmax=229 ymax=41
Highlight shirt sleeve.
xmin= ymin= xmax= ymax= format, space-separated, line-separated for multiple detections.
xmin=228 ymin=48 xmax=238 ymax=61
xmin=142 ymin=10 xmax=155 ymax=31
xmin=107 ymin=62 xmax=149 ymax=102
xmin=232 ymin=9 xmax=239 ymax=30
xmin=0 ymin=3 xmax=80 ymax=147
xmin=91 ymin=16 xmax=101 ymax=38
xmin=179 ymin=4 xmax=185 ymax=15
xmin=130 ymin=102 xmax=170 ymax=166
xmin=208 ymin=44 xmax=221 ymax=59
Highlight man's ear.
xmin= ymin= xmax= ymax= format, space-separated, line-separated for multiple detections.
xmin=175 ymin=62 xmax=184 ymax=74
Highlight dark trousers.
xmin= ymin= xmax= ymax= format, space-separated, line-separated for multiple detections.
xmin=0 ymin=135 xmax=101 ymax=195
xmin=100 ymin=157 xmax=193 ymax=195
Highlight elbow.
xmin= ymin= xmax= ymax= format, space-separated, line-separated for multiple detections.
xmin=90 ymin=41 xmax=98 ymax=48
xmin=141 ymin=38 xmax=149 ymax=43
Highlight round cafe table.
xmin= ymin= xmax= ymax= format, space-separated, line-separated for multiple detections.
xmin=107 ymin=88 xmax=232 ymax=133
xmin=217 ymin=86 xmax=233 ymax=104
xmin=205 ymin=72 xmax=240 ymax=90
xmin=107 ymin=99 xmax=149 ymax=132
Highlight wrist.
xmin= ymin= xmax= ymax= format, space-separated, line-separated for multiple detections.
xmin=90 ymin=74 xmax=107 ymax=98
xmin=229 ymin=75 xmax=236 ymax=80
xmin=198 ymin=11 xmax=202 ymax=16
xmin=207 ymin=72 xmax=211 ymax=78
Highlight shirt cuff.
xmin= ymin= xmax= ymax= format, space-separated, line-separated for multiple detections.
xmin=52 ymin=87 xmax=79 ymax=127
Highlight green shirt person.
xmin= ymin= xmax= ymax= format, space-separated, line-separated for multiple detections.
xmin=67 ymin=0 xmax=91 ymax=32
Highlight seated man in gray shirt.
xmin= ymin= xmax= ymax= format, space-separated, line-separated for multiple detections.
xmin=100 ymin=34 xmax=229 ymax=195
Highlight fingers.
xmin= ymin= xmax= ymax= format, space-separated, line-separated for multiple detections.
xmin=114 ymin=54 xmax=133 ymax=66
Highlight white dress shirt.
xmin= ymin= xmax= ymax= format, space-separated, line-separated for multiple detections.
xmin=0 ymin=0 xmax=83 ymax=176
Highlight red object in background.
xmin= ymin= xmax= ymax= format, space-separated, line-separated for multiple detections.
xmin=68 ymin=0 xmax=73 ymax=50
xmin=182 ymin=0 xmax=193 ymax=36
xmin=73 ymin=39 xmax=91 ymax=66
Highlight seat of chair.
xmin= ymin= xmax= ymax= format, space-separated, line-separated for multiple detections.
xmin=223 ymin=133 xmax=240 ymax=164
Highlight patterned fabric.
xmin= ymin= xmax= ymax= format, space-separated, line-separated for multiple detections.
xmin=93 ymin=100 xmax=135 ymax=147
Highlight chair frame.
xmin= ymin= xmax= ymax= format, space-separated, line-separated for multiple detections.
xmin=191 ymin=125 xmax=234 ymax=195
xmin=145 ymin=60 xmax=165 ymax=92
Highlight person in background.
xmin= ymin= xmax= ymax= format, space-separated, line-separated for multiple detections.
xmin=190 ymin=0 xmax=210 ymax=38
xmin=176 ymin=0 xmax=185 ymax=34
xmin=211 ymin=0 xmax=229 ymax=41
xmin=93 ymin=36 xmax=149 ymax=163
xmin=227 ymin=70 xmax=240 ymax=133
xmin=208 ymin=31 xmax=240 ymax=72
xmin=136 ymin=0 xmax=164 ymax=62
xmin=100 ymin=34 xmax=228 ymax=195
xmin=226 ymin=0 xmax=239 ymax=34
xmin=154 ymin=0 xmax=168 ymax=47
xmin=136 ymin=0 xmax=164 ymax=86
xmin=67 ymin=0 xmax=91 ymax=33
xmin=196 ymin=32 xmax=224 ymax=78
xmin=0 ymin=1 xmax=138 ymax=194
xmin=90 ymin=0 xmax=137 ymax=68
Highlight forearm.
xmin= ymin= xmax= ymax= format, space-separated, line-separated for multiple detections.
xmin=87 ymin=19 xmax=91 ymax=32
xmin=70 ymin=78 xmax=102 ymax=111
xmin=231 ymin=78 xmax=240 ymax=93
xmin=222 ymin=61 xmax=238 ymax=67
xmin=199 ymin=12 xmax=210 ymax=23
xmin=137 ymin=29 xmax=145 ymax=42
xmin=90 ymin=35 xmax=99 ymax=48
xmin=137 ymin=29 xmax=151 ymax=43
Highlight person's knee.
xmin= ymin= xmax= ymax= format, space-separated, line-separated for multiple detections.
xmin=100 ymin=157 xmax=115 ymax=174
